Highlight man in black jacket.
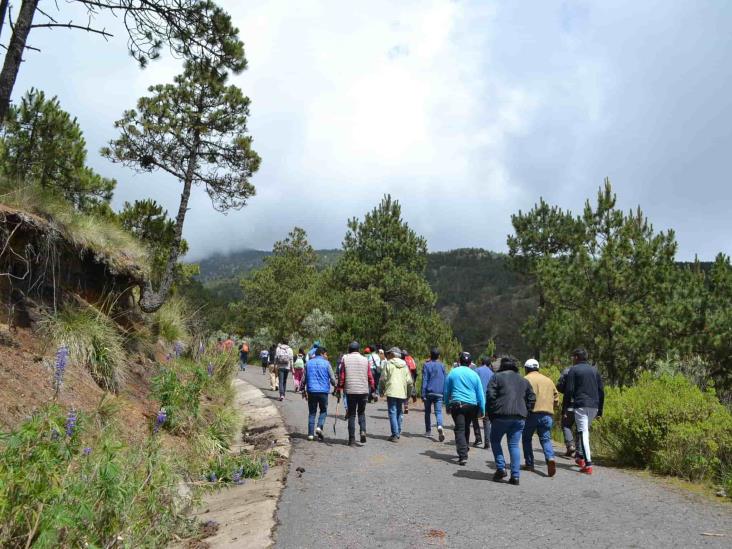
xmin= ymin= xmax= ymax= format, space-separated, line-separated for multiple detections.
xmin=564 ymin=347 xmax=604 ymax=475
xmin=486 ymin=357 xmax=536 ymax=485
xmin=556 ymin=366 xmax=577 ymax=457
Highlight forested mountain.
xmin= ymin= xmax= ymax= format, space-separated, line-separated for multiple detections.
xmin=196 ymin=247 xmax=537 ymax=357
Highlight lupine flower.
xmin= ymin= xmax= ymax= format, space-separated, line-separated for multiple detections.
xmin=153 ymin=408 xmax=167 ymax=433
xmin=208 ymin=472 xmax=217 ymax=482
xmin=65 ymin=409 xmax=77 ymax=437
xmin=232 ymin=469 xmax=243 ymax=485
xmin=207 ymin=363 xmax=214 ymax=377
xmin=261 ymin=458 xmax=269 ymax=476
xmin=83 ymin=447 xmax=92 ymax=456
xmin=174 ymin=341 xmax=184 ymax=358
xmin=53 ymin=345 xmax=68 ymax=394
xmin=198 ymin=341 xmax=205 ymax=356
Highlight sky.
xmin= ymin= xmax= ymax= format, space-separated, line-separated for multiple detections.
xmin=10 ymin=0 xmax=732 ymax=261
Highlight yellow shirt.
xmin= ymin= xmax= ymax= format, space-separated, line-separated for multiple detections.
xmin=525 ymin=371 xmax=559 ymax=414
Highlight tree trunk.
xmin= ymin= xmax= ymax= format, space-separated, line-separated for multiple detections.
xmin=0 ymin=0 xmax=10 ymax=40
xmin=138 ymin=132 xmax=200 ymax=313
xmin=0 ymin=0 xmax=38 ymax=121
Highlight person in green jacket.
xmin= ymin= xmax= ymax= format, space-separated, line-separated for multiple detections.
xmin=379 ymin=347 xmax=413 ymax=442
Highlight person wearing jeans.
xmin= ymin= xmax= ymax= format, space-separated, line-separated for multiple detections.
xmin=474 ymin=358 xmax=494 ymax=449
xmin=379 ymin=347 xmax=413 ymax=441
xmin=444 ymin=351 xmax=486 ymax=465
xmin=523 ymin=358 xmax=560 ymax=477
xmin=275 ymin=340 xmax=294 ymax=400
xmin=338 ymin=341 xmax=375 ymax=445
xmin=486 ymin=357 xmax=536 ymax=485
xmin=421 ymin=347 xmax=447 ymax=441
xmin=564 ymin=347 xmax=604 ymax=475
xmin=302 ymin=346 xmax=336 ymax=441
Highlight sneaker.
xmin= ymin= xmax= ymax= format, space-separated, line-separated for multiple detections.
xmin=404 ymin=407 xmax=409 ymax=415
xmin=360 ymin=433 xmax=367 ymax=443
xmin=473 ymin=440 xmax=483 ymax=448
xmin=508 ymin=476 xmax=520 ymax=486
xmin=425 ymin=431 xmax=432 ymax=438
xmin=565 ymin=445 xmax=576 ymax=457
xmin=279 ymin=396 xmax=284 ymax=401
xmin=575 ymin=457 xmax=586 ymax=468
xmin=521 ymin=464 xmax=534 ymax=472
xmin=580 ymin=465 xmax=593 ymax=475
xmin=348 ymin=438 xmax=356 ymax=446
xmin=388 ymin=435 xmax=399 ymax=442
xmin=548 ymin=459 xmax=557 ymax=477
xmin=307 ymin=435 xmax=314 ymax=441
xmin=483 ymin=442 xmax=490 ymax=450
xmin=374 ymin=395 xmax=379 ymax=402
xmin=315 ymin=427 xmax=324 ymax=441
xmin=493 ymin=469 xmax=507 ymax=482
xmin=437 ymin=426 xmax=445 ymax=442
xmin=458 ymin=458 xmax=467 ymax=466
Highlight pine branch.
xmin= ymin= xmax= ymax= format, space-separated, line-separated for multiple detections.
xmin=30 ymin=21 xmax=113 ymax=39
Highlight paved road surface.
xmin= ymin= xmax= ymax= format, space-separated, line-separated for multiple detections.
xmin=241 ymin=369 xmax=731 ymax=548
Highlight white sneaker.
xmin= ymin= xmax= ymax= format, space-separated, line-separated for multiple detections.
xmin=315 ymin=427 xmax=324 ymax=441
xmin=437 ymin=426 xmax=445 ymax=442
xmin=307 ymin=435 xmax=314 ymax=441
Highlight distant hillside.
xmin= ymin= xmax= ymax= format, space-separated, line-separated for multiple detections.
xmin=195 ymin=246 xmax=537 ymax=358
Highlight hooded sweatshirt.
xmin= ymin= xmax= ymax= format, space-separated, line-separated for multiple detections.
xmin=379 ymin=357 xmax=413 ymax=399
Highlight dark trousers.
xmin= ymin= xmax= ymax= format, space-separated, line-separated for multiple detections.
xmin=450 ymin=403 xmax=479 ymax=460
xmin=346 ymin=393 xmax=368 ymax=439
xmin=472 ymin=417 xmax=483 ymax=443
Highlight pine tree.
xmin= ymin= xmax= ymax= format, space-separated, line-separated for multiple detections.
xmin=103 ymin=60 xmax=261 ymax=312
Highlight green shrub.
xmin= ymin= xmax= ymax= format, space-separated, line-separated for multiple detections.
xmin=0 ymin=405 xmax=186 ymax=548
xmin=595 ymin=373 xmax=732 ymax=491
xmin=43 ymin=306 xmax=126 ymax=393
xmin=152 ymin=296 xmax=191 ymax=344
xmin=152 ymin=360 xmax=207 ymax=435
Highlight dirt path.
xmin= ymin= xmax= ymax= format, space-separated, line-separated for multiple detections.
xmin=242 ymin=369 xmax=731 ymax=548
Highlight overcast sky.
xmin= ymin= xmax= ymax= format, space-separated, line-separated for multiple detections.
xmin=11 ymin=0 xmax=732 ymax=260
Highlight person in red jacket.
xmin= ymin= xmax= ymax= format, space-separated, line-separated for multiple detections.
xmin=403 ymin=349 xmax=418 ymax=414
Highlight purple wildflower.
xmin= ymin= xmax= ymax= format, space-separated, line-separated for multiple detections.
xmin=232 ymin=469 xmax=243 ymax=485
xmin=174 ymin=341 xmax=184 ymax=358
xmin=261 ymin=458 xmax=269 ymax=476
xmin=207 ymin=363 xmax=214 ymax=377
xmin=83 ymin=447 xmax=92 ymax=456
xmin=65 ymin=409 xmax=77 ymax=437
xmin=208 ymin=472 xmax=217 ymax=482
xmin=53 ymin=345 xmax=68 ymax=394
xmin=198 ymin=341 xmax=205 ymax=356
xmin=153 ymin=408 xmax=167 ymax=433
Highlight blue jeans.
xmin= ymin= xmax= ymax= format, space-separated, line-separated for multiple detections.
xmin=278 ymin=368 xmax=289 ymax=398
xmin=523 ymin=413 xmax=555 ymax=467
xmin=490 ymin=417 xmax=525 ymax=478
xmin=424 ymin=394 xmax=443 ymax=432
xmin=387 ymin=397 xmax=405 ymax=437
xmin=307 ymin=393 xmax=329 ymax=436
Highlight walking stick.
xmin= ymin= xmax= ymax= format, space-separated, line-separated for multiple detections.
xmin=333 ymin=393 xmax=341 ymax=435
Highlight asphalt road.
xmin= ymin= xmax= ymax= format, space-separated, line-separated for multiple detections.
xmin=241 ymin=368 xmax=731 ymax=548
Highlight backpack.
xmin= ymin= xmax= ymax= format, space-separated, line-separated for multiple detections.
xmin=275 ymin=345 xmax=291 ymax=365
xmin=405 ymin=355 xmax=417 ymax=373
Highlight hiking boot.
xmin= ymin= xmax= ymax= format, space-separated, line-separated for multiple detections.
xmin=521 ymin=464 xmax=534 ymax=472
xmin=412 ymin=394 xmax=417 ymax=403
xmin=473 ymin=440 xmax=483 ymax=448
xmin=458 ymin=458 xmax=467 ymax=466
xmin=580 ymin=465 xmax=593 ymax=475
xmin=388 ymin=435 xmax=399 ymax=442
xmin=348 ymin=438 xmax=356 ymax=446
xmin=307 ymin=435 xmax=314 ymax=441
xmin=508 ymin=476 xmax=520 ymax=486
xmin=437 ymin=426 xmax=445 ymax=442
xmin=493 ymin=469 xmax=507 ymax=482
xmin=548 ymin=459 xmax=557 ymax=477
xmin=575 ymin=457 xmax=586 ymax=469
xmin=360 ymin=433 xmax=367 ymax=443
xmin=315 ymin=427 xmax=324 ymax=441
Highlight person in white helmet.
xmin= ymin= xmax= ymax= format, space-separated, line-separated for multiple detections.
xmin=522 ymin=358 xmax=560 ymax=477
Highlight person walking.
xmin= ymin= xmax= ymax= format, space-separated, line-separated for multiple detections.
xmin=260 ymin=348 xmax=270 ymax=374
xmin=292 ymin=348 xmax=306 ymax=392
xmin=444 ymin=352 xmax=485 ymax=466
xmin=487 ymin=357 xmax=536 ymax=485
xmin=302 ymin=346 xmax=337 ymax=441
xmin=338 ymin=341 xmax=375 ymax=446
xmin=522 ymin=358 xmax=559 ymax=477
xmin=274 ymin=339 xmax=294 ymax=400
xmin=239 ymin=340 xmax=249 ymax=371
xmin=556 ymin=365 xmax=577 ymax=457
xmin=564 ymin=348 xmax=604 ymax=475
xmin=421 ymin=347 xmax=447 ymax=441
xmin=402 ymin=350 xmax=418 ymax=414
xmin=268 ymin=343 xmax=277 ymax=388
xmin=379 ymin=347 xmax=413 ymax=442
xmin=474 ymin=357 xmax=494 ymax=449
xmin=366 ymin=346 xmax=381 ymax=402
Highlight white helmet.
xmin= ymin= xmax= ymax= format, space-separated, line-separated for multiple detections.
xmin=524 ymin=358 xmax=540 ymax=370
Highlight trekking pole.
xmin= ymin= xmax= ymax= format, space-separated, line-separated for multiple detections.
xmin=333 ymin=393 xmax=340 ymax=435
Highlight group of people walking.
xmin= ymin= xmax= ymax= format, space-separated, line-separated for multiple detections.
xmin=251 ymin=339 xmax=604 ymax=485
